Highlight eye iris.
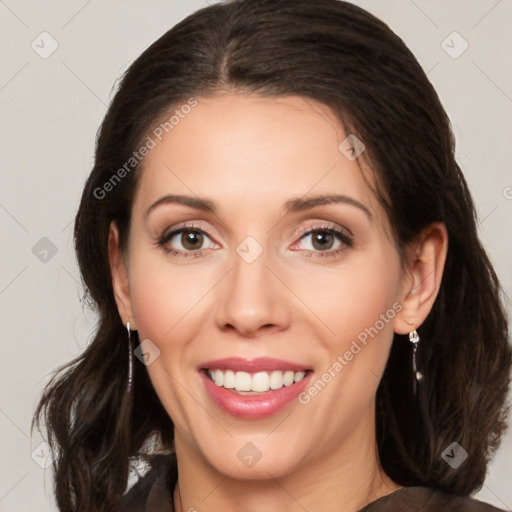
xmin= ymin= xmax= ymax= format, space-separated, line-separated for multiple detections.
xmin=312 ymin=231 xmax=334 ymax=250
xmin=182 ymin=230 xmax=203 ymax=250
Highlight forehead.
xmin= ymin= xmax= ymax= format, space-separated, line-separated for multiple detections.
xmin=133 ymin=93 xmax=381 ymax=221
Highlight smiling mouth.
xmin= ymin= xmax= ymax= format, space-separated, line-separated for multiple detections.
xmin=203 ymin=368 xmax=312 ymax=394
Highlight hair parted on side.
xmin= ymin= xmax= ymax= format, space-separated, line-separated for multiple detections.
xmin=33 ymin=0 xmax=511 ymax=511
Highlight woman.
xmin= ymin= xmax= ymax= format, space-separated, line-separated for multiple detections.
xmin=33 ymin=0 xmax=511 ymax=511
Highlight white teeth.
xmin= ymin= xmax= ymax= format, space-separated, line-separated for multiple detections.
xmin=213 ymin=369 xmax=224 ymax=387
xmin=283 ymin=370 xmax=294 ymax=386
xmin=223 ymin=369 xmax=235 ymax=388
xmin=269 ymin=370 xmax=283 ymax=390
xmin=207 ymin=369 xmax=308 ymax=392
xmin=235 ymin=371 xmax=252 ymax=391
xmin=252 ymin=371 xmax=270 ymax=392
xmin=294 ymin=371 xmax=306 ymax=383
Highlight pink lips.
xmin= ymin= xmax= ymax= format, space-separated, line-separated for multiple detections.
xmin=198 ymin=357 xmax=311 ymax=373
xmin=198 ymin=357 xmax=313 ymax=419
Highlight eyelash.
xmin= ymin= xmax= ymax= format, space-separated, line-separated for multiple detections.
xmin=157 ymin=222 xmax=217 ymax=259
xmin=293 ymin=224 xmax=354 ymax=258
xmin=156 ymin=222 xmax=354 ymax=259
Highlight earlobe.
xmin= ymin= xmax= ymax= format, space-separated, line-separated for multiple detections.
xmin=108 ymin=221 xmax=137 ymax=329
xmin=394 ymin=222 xmax=448 ymax=335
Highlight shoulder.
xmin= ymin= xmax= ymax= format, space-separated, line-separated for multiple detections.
xmin=116 ymin=453 xmax=177 ymax=512
xmin=360 ymin=486 xmax=507 ymax=512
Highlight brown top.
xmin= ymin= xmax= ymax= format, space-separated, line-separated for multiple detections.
xmin=117 ymin=454 xmax=506 ymax=512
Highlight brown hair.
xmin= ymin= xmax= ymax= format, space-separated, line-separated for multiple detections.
xmin=33 ymin=1 xmax=511 ymax=510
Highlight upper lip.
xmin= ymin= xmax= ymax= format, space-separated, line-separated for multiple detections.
xmin=198 ymin=357 xmax=311 ymax=373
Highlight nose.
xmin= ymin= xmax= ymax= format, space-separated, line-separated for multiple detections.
xmin=214 ymin=248 xmax=291 ymax=338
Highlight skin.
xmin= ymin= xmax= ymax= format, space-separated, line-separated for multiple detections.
xmin=109 ymin=92 xmax=448 ymax=512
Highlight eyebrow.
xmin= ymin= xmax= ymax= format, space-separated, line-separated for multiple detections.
xmin=285 ymin=194 xmax=371 ymax=219
xmin=145 ymin=195 xmax=217 ymax=219
xmin=145 ymin=193 xmax=371 ymax=220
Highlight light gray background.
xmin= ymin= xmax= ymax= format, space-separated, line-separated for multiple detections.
xmin=0 ymin=1 xmax=511 ymax=510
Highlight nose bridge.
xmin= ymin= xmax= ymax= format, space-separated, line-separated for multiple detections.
xmin=214 ymin=239 xmax=290 ymax=336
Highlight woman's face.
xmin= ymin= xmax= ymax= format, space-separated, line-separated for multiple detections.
xmin=116 ymin=93 xmax=410 ymax=478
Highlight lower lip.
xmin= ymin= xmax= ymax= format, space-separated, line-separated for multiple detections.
xmin=200 ymin=370 xmax=313 ymax=419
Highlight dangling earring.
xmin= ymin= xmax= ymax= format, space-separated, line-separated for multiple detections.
xmin=127 ymin=322 xmax=133 ymax=393
xmin=409 ymin=329 xmax=422 ymax=396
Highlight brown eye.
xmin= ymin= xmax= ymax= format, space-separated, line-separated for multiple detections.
xmin=291 ymin=225 xmax=354 ymax=259
xmin=179 ymin=230 xmax=205 ymax=251
xmin=158 ymin=226 xmax=216 ymax=258
xmin=299 ymin=229 xmax=344 ymax=252
xmin=310 ymin=231 xmax=336 ymax=251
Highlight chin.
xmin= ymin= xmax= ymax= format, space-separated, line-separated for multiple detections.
xmin=196 ymin=435 xmax=307 ymax=481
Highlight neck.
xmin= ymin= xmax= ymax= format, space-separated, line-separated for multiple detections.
xmin=173 ymin=411 xmax=401 ymax=512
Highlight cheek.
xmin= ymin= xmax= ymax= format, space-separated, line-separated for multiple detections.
xmin=126 ymin=253 xmax=208 ymax=423
xmin=128 ymin=252 xmax=209 ymax=344
xmin=294 ymin=248 xmax=402 ymax=350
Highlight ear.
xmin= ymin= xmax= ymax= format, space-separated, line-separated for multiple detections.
xmin=108 ymin=221 xmax=137 ymax=330
xmin=394 ymin=222 xmax=448 ymax=335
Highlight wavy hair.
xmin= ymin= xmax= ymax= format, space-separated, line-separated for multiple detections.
xmin=33 ymin=0 xmax=511 ymax=510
